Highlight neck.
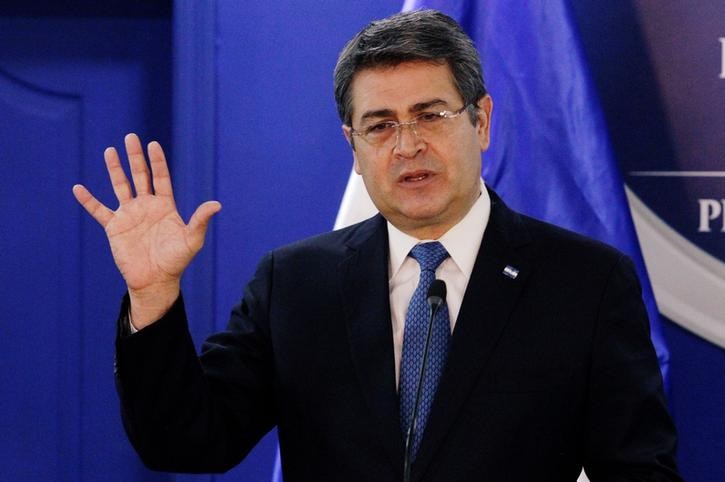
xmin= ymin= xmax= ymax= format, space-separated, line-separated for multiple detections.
xmin=395 ymin=191 xmax=481 ymax=241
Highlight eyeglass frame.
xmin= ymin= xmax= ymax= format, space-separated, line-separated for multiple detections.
xmin=349 ymin=103 xmax=474 ymax=147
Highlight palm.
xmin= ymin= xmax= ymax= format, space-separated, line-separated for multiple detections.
xmin=106 ymin=194 xmax=193 ymax=291
xmin=73 ymin=134 xmax=221 ymax=310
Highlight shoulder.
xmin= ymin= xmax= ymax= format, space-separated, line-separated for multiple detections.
xmin=524 ymin=213 xmax=623 ymax=262
xmin=243 ymin=215 xmax=387 ymax=308
xmin=488 ymin=192 xmax=631 ymax=281
xmin=267 ymin=213 xmax=386 ymax=265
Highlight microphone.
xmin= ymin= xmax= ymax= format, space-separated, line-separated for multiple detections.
xmin=403 ymin=279 xmax=447 ymax=482
xmin=427 ymin=279 xmax=446 ymax=310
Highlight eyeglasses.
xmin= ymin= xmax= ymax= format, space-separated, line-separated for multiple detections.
xmin=350 ymin=104 xmax=472 ymax=148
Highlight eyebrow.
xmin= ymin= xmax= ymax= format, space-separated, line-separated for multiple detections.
xmin=410 ymin=98 xmax=448 ymax=112
xmin=360 ymin=108 xmax=396 ymax=122
xmin=358 ymin=98 xmax=450 ymax=123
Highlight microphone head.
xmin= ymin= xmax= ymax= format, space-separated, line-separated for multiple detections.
xmin=427 ymin=279 xmax=447 ymax=308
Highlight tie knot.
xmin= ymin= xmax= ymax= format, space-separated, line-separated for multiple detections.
xmin=410 ymin=242 xmax=449 ymax=272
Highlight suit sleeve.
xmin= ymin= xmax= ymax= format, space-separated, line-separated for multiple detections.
xmin=115 ymin=252 xmax=277 ymax=473
xmin=583 ymin=255 xmax=682 ymax=482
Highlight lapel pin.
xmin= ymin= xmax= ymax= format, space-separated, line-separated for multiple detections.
xmin=503 ymin=265 xmax=519 ymax=279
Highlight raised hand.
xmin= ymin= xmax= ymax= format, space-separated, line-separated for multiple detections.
xmin=72 ymin=133 xmax=221 ymax=328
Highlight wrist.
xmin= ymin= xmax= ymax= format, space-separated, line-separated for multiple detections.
xmin=128 ymin=281 xmax=180 ymax=329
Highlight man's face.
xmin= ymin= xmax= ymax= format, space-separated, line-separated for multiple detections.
xmin=343 ymin=61 xmax=492 ymax=239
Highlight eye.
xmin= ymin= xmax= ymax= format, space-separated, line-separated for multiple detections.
xmin=365 ymin=121 xmax=396 ymax=135
xmin=417 ymin=112 xmax=443 ymax=123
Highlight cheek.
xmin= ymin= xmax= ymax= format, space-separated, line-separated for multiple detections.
xmin=355 ymin=153 xmax=388 ymax=181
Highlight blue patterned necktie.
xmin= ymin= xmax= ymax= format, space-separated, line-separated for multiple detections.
xmin=399 ymin=241 xmax=451 ymax=459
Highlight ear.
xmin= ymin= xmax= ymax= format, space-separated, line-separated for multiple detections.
xmin=342 ymin=124 xmax=356 ymax=151
xmin=342 ymin=124 xmax=362 ymax=173
xmin=475 ymin=95 xmax=493 ymax=151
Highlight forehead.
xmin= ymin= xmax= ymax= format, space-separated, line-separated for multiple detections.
xmin=349 ymin=61 xmax=462 ymax=123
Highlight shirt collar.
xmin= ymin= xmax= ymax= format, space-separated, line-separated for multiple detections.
xmin=387 ymin=179 xmax=491 ymax=280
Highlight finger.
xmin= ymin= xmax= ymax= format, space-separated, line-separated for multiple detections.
xmin=72 ymin=184 xmax=114 ymax=227
xmin=124 ymin=133 xmax=153 ymax=196
xmin=147 ymin=141 xmax=174 ymax=199
xmin=104 ymin=147 xmax=133 ymax=204
xmin=186 ymin=201 xmax=222 ymax=251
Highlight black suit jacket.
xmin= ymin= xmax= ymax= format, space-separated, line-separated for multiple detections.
xmin=115 ymin=191 xmax=680 ymax=481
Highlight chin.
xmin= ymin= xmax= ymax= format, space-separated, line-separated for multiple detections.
xmin=396 ymin=208 xmax=446 ymax=230
xmin=408 ymin=200 xmax=448 ymax=218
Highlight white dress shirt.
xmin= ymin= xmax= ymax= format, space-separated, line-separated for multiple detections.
xmin=387 ymin=180 xmax=491 ymax=386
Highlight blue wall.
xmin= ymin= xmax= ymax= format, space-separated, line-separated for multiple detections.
xmin=0 ymin=1 xmax=722 ymax=481
xmin=0 ymin=5 xmax=172 ymax=481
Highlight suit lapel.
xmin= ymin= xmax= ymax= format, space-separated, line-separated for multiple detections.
xmin=412 ymin=192 xmax=534 ymax=479
xmin=338 ymin=215 xmax=405 ymax=471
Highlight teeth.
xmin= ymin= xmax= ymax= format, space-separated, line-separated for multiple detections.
xmin=407 ymin=174 xmax=427 ymax=182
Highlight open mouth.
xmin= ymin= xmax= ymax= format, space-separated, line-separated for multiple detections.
xmin=401 ymin=171 xmax=433 ymax=183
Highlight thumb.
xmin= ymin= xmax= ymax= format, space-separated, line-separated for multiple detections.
xmin=186 ymin=200 xmax=222 ymax=251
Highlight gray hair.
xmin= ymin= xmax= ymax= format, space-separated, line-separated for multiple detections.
xmin=334 ymin=9 xmax=487 ymax=127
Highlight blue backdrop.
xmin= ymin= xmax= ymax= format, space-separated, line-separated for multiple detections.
xmin=0 ymin=1 xmax=722 ymax=481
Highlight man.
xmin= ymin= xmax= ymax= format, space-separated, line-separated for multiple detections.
xmin=73 ymin=10 xmax=681 ymax=482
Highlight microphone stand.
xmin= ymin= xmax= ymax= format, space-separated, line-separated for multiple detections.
xmin=403 ymin=281 xmax=446 ymax=482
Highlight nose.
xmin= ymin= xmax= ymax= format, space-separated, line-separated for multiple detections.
xmin=393 ymin=121 xmax=424 ymax=157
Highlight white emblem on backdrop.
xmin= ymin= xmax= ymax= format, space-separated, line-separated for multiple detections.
xmin=627 ymin=186 xmax=725 ymax=349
